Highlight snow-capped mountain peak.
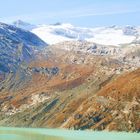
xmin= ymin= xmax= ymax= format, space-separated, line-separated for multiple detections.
xmin=12 ymin=20 xmax=37 ymax=31
xmin=12 ymin=20 xmax=140 ymax=46
xmin=32 ymin=23 xmax=137 ymax=46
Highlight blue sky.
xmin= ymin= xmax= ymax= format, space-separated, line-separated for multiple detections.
xmin=0 ymin=0 xmax=140 ymax=27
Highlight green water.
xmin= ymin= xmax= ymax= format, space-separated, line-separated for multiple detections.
xmin=0 ymin=127 xmax=139 ymax=140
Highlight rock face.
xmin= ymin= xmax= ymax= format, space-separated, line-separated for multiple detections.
xmin=50 ymin=41 xmax=140 ymax=67
xmin=30 ymin=67 xmax=59 ymax=75
xmin=0 ymin=22 xmax=47 ymax=75
xmin=50 ymin=41 xmax=121 ymax=56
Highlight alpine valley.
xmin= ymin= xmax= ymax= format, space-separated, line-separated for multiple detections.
xmin=0 ymin=20 xmax=140 ymax=132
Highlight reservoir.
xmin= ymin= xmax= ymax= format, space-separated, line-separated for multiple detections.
xmin=0 ymin=127 xmax=139 ymax=140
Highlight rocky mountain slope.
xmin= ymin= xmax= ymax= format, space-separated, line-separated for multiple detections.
xmin=0 ymin=22 xmax=47 ymax=80
xmin=49 ymin=41 xmax=140 ymax=68
xmin=0 ymin=40 xmax=139 ymax=132
xmin=12 ymin=21 xmax=140 ymax=67
xmin=0 ymin=22 xmax=139 ymax=132
xmin=12 ymin=21 xmax=140 ymax=63
xmin=62 ymin=69 xmax=140 ymax=131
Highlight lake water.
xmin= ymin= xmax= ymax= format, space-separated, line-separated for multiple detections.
xmin=0 ymin=127 xmax=139 ymax=140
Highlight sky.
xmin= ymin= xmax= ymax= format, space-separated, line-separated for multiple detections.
xmin=0 ymin=0 xmax=140 ymax=27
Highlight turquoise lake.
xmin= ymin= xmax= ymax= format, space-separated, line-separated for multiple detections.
xmin=0 ymin=127 xmax=139 ymax=140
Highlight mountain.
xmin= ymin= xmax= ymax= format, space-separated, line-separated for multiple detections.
xmin=12 ymin=21 xmax=140 ymax=46
xmin=31 ymin=21 xmax=140 ymax=67
xmin=31 ymin=24 xmax=140 ymax=46
xmin=0 ymin=22 xmax=47 ymax=77
xmin=0 ymin=21 xmax=140 ymax=132
xmin=50 ymin=41 xmax=121 ymax=56
xmin=12 ymin=20 xmax=37 ymax=31
xmin=0 ymin=44 xmax=139 ymax=132
xmin=0 ymin=34 xmax=139 ymax=132
xmin=49 ymin=41 xmax=140 ymax=68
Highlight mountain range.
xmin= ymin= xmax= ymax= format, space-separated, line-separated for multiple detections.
xmin=0 ymin=21 xmax=139 ymax=132
xmin=12 ymin=20 xmax=140 ymax=67
xmin=13 ymin=20 xmax=140 ymax=46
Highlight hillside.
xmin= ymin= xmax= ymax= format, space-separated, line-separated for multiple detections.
xmin=62 ymin=69 xmax=140 ymax=132
xmin=0 ymin=22 xmax=139 ymax=132
xmin=0 ymin=22 xmax=47 ymax=79
xmin=0 ymin=42 xmax=139 ymax=132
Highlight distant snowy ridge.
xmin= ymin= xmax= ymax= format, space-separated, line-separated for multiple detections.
xmin=13 ymin=20 xmax=37 ymax=31
xmin=13 ymin=20 xmax=140 ymax=46
xmin=32 ymin=24 xmax=140 ymax=46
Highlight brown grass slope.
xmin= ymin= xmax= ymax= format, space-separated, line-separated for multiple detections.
xmin=62 ymin=69 xmax=140 ymax=132
xmin=0 ymin=49 xmax=139 ymax=132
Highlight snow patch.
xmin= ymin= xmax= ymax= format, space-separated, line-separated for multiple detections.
xmin=32 ymin=24 xmax=137 ymax=46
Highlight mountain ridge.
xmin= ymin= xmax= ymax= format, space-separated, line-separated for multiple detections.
xmin=0 ymin=22 xmax=47 ymax=78
xmin=12 ymin=20 xmax=140 ymax=46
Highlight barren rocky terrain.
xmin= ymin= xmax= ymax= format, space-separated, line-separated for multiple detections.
xmin=0 ymin=23 xmax=140 ymax=132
